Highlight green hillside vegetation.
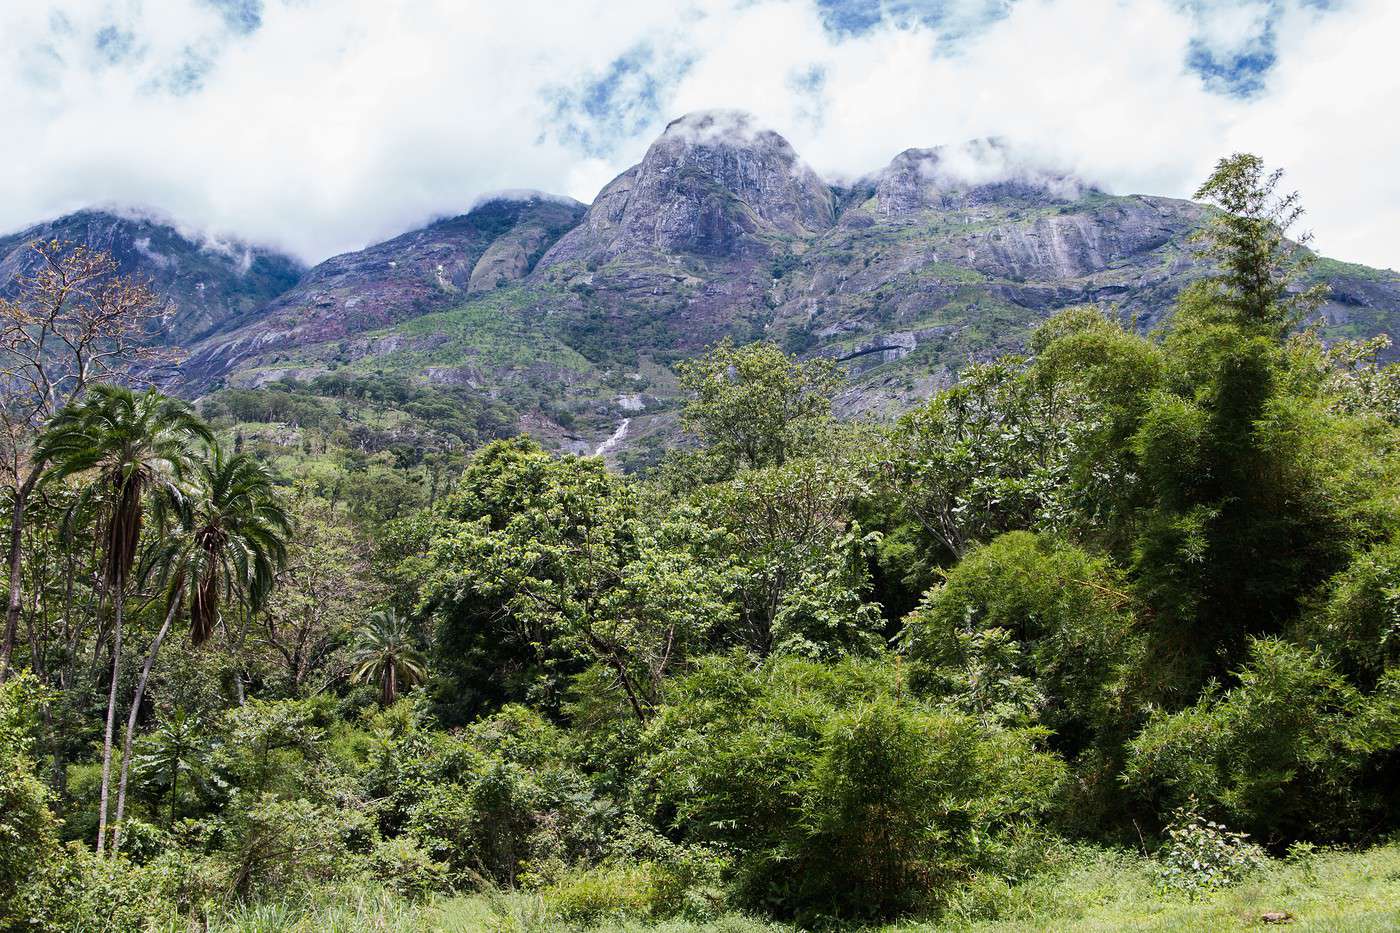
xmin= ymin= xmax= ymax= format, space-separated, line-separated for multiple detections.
xmin=4 ymin=154 xmax=1400 ymax=931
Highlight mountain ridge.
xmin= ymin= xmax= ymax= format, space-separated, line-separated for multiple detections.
xmin=7 ymin=113 xmax=1400 ymax=458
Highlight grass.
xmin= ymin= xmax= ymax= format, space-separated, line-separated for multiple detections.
xmin=200 ymin=842 xmax=1400 ymax=931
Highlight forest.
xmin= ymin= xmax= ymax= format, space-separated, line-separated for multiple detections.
xmin=3 ymin=155 xmax=1400 ymax=931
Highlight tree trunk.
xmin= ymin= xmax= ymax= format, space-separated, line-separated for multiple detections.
xmin=111 ymin=597 xmax=178 ymax=854
xmin=95 ymin=572 xmax=125 ymax=855
xmin=0 ymin=469 xmax=38 ymax=683
xmin=168 ymin=759 xmax=179 ymax=828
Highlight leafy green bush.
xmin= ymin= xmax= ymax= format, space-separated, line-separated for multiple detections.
xmin=1156 ymin=802 xmax=1267 ymax=898
xmin=367 ymin=835 xmax=449 ymax=901
xmin=797 ymin=698 xmax=1063 ymax=920
xmin=545 ymin=862 xmax=661 ymax=924
xmin=1125 ymin=638 xmax=1400 ymax=842
xmin=1299 ymin=541 xmax=1400 ymax=686
xmin=0 ymin=674 xmax=63 ymax=929
xmin=639 ymin=654 xmax=1064 ymax=921
xmin=903 ymin=532 xmax=1144 ymax=765
xmin=219 ymin=795 xmax=370 ymax=899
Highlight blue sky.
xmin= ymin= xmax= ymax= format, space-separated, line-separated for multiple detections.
xmin=2 ymin=0 xmax=1396 ymax=269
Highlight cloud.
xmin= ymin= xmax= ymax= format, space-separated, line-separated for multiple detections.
xmin=0 ymin=0 xmax=1395 ymax=270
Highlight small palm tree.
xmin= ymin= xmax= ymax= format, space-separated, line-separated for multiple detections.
xmin=135 ymin=709 xmax=207 ymax=827
xmin=36 ymin=385 xmax=211 ymax=854
xmin=349 ymin=610 xmax=427 ymax=705
xmin=167 ymin=445 xmax=291 ymax=645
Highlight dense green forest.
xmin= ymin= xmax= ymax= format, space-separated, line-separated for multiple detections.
xmin=4 ymin=155 xmax=1400 ymax=931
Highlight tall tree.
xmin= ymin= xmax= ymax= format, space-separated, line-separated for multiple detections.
xmin=676 ymin=339 xmax=842 ymax=474
xmin=0 ymin=242 xmax=173 ymax=681
xmin=1192 ymin=153 xmax=1327 ymax=333
xmin=35 ymin=385 xmax=210 ymax=853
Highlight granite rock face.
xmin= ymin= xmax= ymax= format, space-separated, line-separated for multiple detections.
xmin=539 ymin=110 xmax=835 ymax=268
xmin=0 ymin=209 xmax=304 ymax=345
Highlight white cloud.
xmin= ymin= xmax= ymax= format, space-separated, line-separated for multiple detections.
xmin=0 ymin=0 xmax=1396 ymax=270
xmin=1189 ymin=0 xmax=1274 ymax=60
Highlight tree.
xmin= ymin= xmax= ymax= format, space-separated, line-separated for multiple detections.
xmin=890 ymin=356 xmax=1083 ymax=562
xmin=350 ymin=610 xmax=428 ymax=706
xmin=1122 ymin=158 xmax=1355 ymax=690
xmin=111 ymin=446 xmax=289 ymax=851
xmin=35 ymin=385 xmax=210 ymax=853
xmin=0 ymin=673 xmax=61 ymax=926
xmin=0 ymin=241 xmax=174 ymax=682
xmin=259 ymin=490 xmax=379 ymax=695
xmin=1192 ymin=153 xmax=1326 ymax=333
xmin=676 ymin=339 xmax=842 ymax=473
xmin=704 ymin=454 xmax=881 ymax=657
xmin=465 ymin=458 xmax=732 ymax=722
xmin=135 ymin=708 xmax=207 ymax=827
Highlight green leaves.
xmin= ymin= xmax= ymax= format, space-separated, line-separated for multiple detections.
xmin=676 ymin=338 xmax=842 ymax=474
xmin=1192 ymin=153 xmax=1326 ymax=332
xmin=350 ymin=610 xmax=428 ymax=706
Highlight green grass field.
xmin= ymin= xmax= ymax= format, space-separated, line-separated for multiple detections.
xmin=199 ymin=842 xmax=1400 ymax=932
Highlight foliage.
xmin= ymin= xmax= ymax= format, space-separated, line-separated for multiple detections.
xmin=0 ymin=674 xmax=61 ymax=929
xmin=1124 ymin=638 xmax=1400 ymax=843
xmin=1191 ymin=152 xmax=1326 ymax=332
xmin=349 ymin=610 xmax=427 ymax=706
xmin=676 ymin=339 xmax=841 ymax=472
xmin=638 ymin=654 xmax=1063 ymax=921
xmin=903 ymin=532 xmax=1143 ymax=755
xmin=1155 ymin=802 xmax=1266 ymax=898
xmin=701 ymin=453 xmax=882 ymax=658
xmin=891 ymin=357 xmax=1085 ymax=561
xmin=10 ymin=155 xmax=1400 ymax=928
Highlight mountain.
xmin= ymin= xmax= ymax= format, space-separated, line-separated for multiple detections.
xmin=182 ymin=194 xmax=586 ymax=387
xmin=0 ymin=208 xmax=304 ymax=345
xmin=12 ymin=114 xmax=1400 ymax=461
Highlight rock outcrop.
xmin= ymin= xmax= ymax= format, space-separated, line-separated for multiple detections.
xmin=182 ymin=195 xmax=584 ymax=385
xmin=538 ymin=110 xmax=834 ymax=268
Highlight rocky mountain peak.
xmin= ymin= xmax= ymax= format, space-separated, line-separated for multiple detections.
xmin=538 ymin=110 xmax=835 ymax=267
xmin=873 ymin=139 xmax=1090 ymax=217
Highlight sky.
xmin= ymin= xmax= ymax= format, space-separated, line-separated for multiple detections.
xmin=2 ymin=0 xmax=1396 ymax=270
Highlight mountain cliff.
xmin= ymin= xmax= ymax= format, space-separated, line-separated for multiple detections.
xmin=182 ymin=194 xmax=585 ymax=386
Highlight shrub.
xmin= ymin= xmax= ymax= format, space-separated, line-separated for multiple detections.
xmin=367 ymin=835 xmax=449 ymax=900
xmin=32 ymin=845 xmax=181 ymax=933
xmin=220 ymin=794 xmax=369 ymax=899
xmin=1156 ymin=802 xmax=1266 ymax=898
xmin=545 ymin=863 xmax=660 ymax=924
xmin=0 ymin=674 xmax=62 ymax=930
xmin=1124 ymin=638 xmax=1400 ymax=843
xmin=904 ymin=532 xmax=1143 ymax=753
xmin=639 ymin=654 xmax=1064 ymax=921
xmin=1299 ymin=541 xmax=1400 ymax=687
xmin=797 ymin=699 xmax=1063 ymax=920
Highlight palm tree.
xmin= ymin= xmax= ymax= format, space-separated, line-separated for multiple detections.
xmin=349 ymin=610 xmax=427 ymax=705
xmin=35 ymin=385 xmax=211 ymax=854
xmin=111 ymin=445 xmax=289 ymax=851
